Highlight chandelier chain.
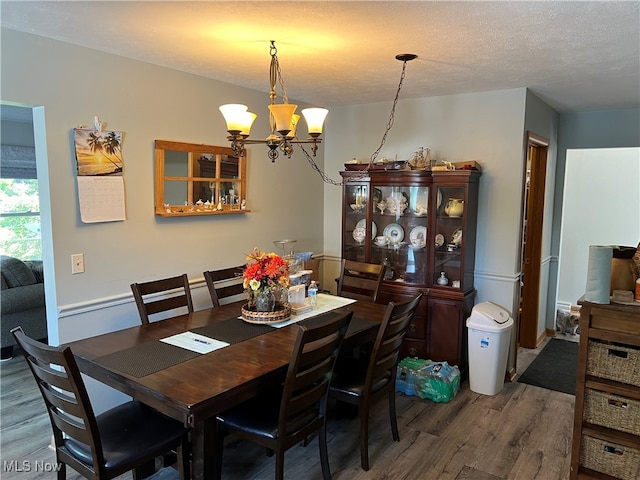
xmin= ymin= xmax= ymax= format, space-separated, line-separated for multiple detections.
xmin=305 ymin=57 xmax=412 ymax=186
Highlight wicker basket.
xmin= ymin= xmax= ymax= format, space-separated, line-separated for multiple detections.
xmin=580 ymin=435 xmax=640 ymax=480
xmin=583 ymin=388 xmax=640 ymax=436
xmin=241 ymin=303 xmax=291 ymax=324
xmin=586 ymin=340 xmax=640 ymax=387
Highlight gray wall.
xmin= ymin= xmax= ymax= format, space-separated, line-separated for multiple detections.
xmin=0 ymin=27 xmax=325 ymax=390
xmin=549 ymin=109 xmax=640 ymax=318
xmin=558 ymin=148 xmax=640 ymax=308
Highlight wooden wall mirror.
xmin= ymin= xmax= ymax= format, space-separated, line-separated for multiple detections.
xmin=154 ymin=140 xmax=248 ymax=216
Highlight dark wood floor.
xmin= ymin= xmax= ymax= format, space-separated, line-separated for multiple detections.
xmin=0 ymin=336 xmax=574 ymax=479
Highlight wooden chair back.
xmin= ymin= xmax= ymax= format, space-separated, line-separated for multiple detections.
xmin=329 ymin=293 xmax=422 ymax=470
xmin=11 ymin=326 xmax=190 ymax=479
xmin=203 ymin=266 xmax=245 ymax=307
xmin=130 ymin=273 xmax=193 ymax=324
xmin=336 ymin=259 xmax=386 ymax=302
xmin=214 ymin=310 xmax=353 ymax=480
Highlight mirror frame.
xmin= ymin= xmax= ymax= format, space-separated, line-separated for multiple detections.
xmin=154 ymin=140 xmax=248 ymax=217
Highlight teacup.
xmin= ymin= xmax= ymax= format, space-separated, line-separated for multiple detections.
xmin=374 ymin=235 xmax=387 ymax=246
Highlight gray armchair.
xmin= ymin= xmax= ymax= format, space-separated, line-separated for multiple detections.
xmin=1 ymin=255 xmax=47 ymax=359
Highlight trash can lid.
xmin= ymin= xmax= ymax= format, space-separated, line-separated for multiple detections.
xmin=466 ymin=301 xmax=514 ymax=331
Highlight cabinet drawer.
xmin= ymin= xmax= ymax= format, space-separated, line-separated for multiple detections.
xmin=587 ymin=340 xmax=640 ymax=387
xmin=584 ymin=389 xmax=640 ymax=436
xmin=580 ymin=435 xmax=640 ymax=480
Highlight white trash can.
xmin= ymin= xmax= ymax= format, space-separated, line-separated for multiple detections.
xmin=466 ymin=302 xmax=514 ymax=395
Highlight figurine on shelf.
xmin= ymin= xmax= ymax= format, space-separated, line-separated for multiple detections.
xmin=437 ymin=271 xmax=449 ymax=286
xmin=241 ymin=198 xmax=247 ymax=210
xmin=216 ymin=198 xmax=223 ymax=211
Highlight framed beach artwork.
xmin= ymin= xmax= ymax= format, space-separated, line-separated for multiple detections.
xmin=73 ymin=128 xmax=124 ymax=176
xmin=73 ymin=128 xmax=126 ymax=223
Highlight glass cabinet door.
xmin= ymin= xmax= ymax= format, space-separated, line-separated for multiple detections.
xmin=371 ymin=185 xmax=429 ymax=285
xmin=433 ymin=185 xmax=465 ymax=289
xmin=343 ymin=182 xmax=369 ymax=263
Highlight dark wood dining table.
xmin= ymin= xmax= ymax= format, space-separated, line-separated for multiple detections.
xmin=68 ymin=297 xmax=387 ymax=480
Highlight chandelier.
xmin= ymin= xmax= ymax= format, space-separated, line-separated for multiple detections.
xmin=219 ymin=41 xmax=328 ymax=162
xmin=219 ymin=41 xmax=417 ymax=185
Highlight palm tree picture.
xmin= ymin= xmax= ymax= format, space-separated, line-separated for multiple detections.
xmin=74 ymin=128 xmax=124 ymax=176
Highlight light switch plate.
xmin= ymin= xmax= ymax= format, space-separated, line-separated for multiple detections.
xmin=71 ymin=253 xmax=85 ymax=274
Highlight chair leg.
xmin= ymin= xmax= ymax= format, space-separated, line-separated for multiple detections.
xmin=319 ymin=423 xmax=332 ymax=480
xmin=389 ymin=389 xmax=400 ymax=441
xmin=359 ymin=402 xmax=370 ymax=471
xmin=213 ymin=422 xmax=225 ymax=480
xmin=177 ymin=437 xmax=191 ymax=480
xmin=275 ymin=451 xmax=285 ymax=480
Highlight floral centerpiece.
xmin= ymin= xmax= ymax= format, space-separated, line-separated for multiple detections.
xmin=242 ymin=248 xmax=290 ymax=318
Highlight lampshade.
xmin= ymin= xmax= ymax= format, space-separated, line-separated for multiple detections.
xmin=286 ymin=114 xmax=300 ymax=139
xmin=301 ymin=108 xmax=328 ymax=135
xmin=268 ymin=103 xmax=298 ymax=134
xmin=219 ymin=104 xmax=249 ymax=133
xmin=239 ymin=111 xmax=257 ymax=136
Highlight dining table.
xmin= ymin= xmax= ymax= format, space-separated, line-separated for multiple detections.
xmin=68 ymin=293 xmax=388 ymax=480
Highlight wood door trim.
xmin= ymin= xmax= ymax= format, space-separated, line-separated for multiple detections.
xmin=519 ymin=131 xmax=549 ymax=350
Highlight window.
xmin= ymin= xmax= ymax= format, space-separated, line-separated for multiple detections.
xmin=0 ymin=178 xmax=41 ymax=260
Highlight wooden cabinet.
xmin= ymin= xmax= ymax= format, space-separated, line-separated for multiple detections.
xmin=570 ymin=299 xmax=640 ymax=480
xmin=340 ymin=169 xmax=481 ymax=371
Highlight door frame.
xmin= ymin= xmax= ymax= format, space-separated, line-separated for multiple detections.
xmin=517 ymin=131 xmax=549 ymax=351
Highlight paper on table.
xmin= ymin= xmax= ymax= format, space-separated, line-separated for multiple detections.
xmin=270 ymin=293 xmax=357 ymax=328
xmin=160 ymin=331 xmax=229 ymax=354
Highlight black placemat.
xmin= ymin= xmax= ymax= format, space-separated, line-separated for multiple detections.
xmin=191 ymin=317 xmax=274 ymax=343
xmin=95 ymin=341 xmax=201 ymax=378
xmin=94 ymin=312 xmax=376 ymax=379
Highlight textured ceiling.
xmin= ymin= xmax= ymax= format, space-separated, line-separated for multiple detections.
xmin=1 ymin=1 xmax=639 ymax=113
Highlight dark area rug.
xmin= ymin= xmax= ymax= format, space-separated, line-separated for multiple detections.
xmin=517 ymin=338 xmax=579 ymax=395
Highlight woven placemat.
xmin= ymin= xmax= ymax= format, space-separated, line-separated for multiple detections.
xmin=95 ymin=341 xmax=201 ymax=378
xmin=191 ymin=317 xmax=274 ymax=344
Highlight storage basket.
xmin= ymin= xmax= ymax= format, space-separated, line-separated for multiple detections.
xmin=583 ymin=389 xmax=640 ymax=436
xmin=586 ymin=340 xmax=640 ymax=387
xmin=580 ymin=435 xmax=640 ymax=480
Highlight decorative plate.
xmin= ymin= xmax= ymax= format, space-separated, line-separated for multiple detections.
xmin=409 ymin=226 xmax=427 ymax=248
xmin=435 ymin=233 xmax=445 ymax=248
xmin=356 ymin=219 xmax=377 ymax=238
xmin=383 ymin=223 xmax=404 ymax=244
xmin=451 ymin=228 xmax=463 ymax=246
xmin=352 ymin=226 xmax=366 ymax=243
xmin=437 ymin=190 xmax=443 ymax=209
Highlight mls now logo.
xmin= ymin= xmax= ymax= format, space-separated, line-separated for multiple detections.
xmin=3 ymin=460 xmax=62 ymax=472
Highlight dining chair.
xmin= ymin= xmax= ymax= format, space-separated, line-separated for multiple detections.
xmin=213 ymin=310 xmax=354 ymax=480
xmin=130 ymin=273 xmax=193 ymax=324
xmin=11 ymin=326 xmax=191 ymax=480
xmin=336 ymin=259 xmax=386 ymax=302
xmin=203 ymin=265 xmax=245 ymax=307
xmin=329 ymin=292 xmax=423 ymax=470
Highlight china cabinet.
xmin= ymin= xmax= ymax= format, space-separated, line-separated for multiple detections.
xmin=340 ymin=169 xmax=481 ymax=370
xmin=570 ymin=299 xmax=640 ymax=480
